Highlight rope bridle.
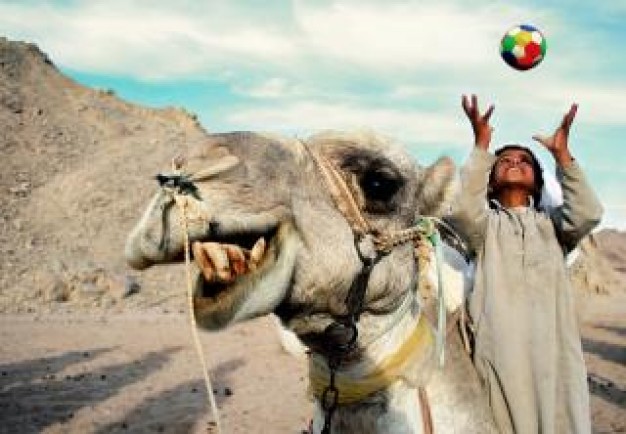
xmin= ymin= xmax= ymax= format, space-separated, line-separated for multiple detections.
xmin=303 ymin=143 xmax=451 ymax=434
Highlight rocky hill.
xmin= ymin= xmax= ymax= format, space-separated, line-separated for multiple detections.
xmin=0 ymin=37 xmax=208 ymax=313
xmin=571 ymin=230 xmax=626 ymax=296
xmin=0 ymin=37 xmax=623 ymax=314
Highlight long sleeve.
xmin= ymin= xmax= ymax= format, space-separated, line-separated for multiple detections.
xmin=446 ymin=147 xmax=495 ymax=254
xmin=550 ymin=160 xmax=603 ymax=252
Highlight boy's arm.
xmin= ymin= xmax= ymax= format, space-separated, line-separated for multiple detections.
xmin=533 ymin=103 xmax=603 ymax=251
xmin=551 ymin=161 xmax=603 ymax=252
xmin=446 ymin=147 xmax=494 ymax=254
xmin=445 ymin=94 xmax=495 ymax=254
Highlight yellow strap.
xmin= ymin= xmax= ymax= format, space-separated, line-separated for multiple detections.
xmin=309 ymin=315 xmax=433 ymax=404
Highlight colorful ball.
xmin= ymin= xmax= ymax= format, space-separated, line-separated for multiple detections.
xmin=500 ymin=24 xmax=547 ymax=71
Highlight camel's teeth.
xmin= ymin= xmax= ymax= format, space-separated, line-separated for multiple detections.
xmin=195 ymin=237 xmax=266 ymax=283
xmin=192 ymin=241 xmax=215 ymax=282
xmin=202 ymin=241 xmax=224 ymax=266
xmin=249 ymin=237 xmax=266 ymax=268
xmin=224 ymin=244 xmax=247 ymax=276
xmin=201 ymin=242 xmax=233 ymax=283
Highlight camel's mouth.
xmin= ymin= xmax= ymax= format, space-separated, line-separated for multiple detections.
xmin=185 ymin=215 xmax=301 ymax=328
xmin=191 ymin=224 xmax=280 ymax=302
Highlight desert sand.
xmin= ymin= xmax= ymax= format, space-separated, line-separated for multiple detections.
xmin=1 ymin=293 xmax=624 ymax=433
xmin=0 ymin=312 xmax=313 ymax=434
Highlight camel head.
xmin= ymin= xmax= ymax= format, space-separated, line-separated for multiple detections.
xmin=125 ymin=131 xmax=455 ymax=344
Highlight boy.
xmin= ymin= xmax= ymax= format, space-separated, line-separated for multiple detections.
xmin=448 ymin=95 xmax=603 ymax=433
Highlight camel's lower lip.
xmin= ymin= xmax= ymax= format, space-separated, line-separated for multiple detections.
xmin=197 ymin=279 xmax=229 ymax=300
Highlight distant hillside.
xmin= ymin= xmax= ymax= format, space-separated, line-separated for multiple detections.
xmin=570 ymin=229 xmax=626 ymax=295
xmin=594 ymin=229 xmax=626 ymax=275
xmin=0 ymin=37 xmax=623 ymax=313
xmin=0 ymin=37 xmax=207 ymax=312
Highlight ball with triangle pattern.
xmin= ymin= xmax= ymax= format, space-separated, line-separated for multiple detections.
xmin=500 ymin=24 xmax=547 ymax=71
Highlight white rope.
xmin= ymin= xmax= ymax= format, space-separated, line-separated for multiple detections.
xmin=174 ymin=194 xmax=224 ymax=434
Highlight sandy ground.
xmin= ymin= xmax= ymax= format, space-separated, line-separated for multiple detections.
xmin=579 ymin=293 xmax=626 ymax=433
xmin=0 ymin=314 xmax=312 ymax=434
xmin=1 ymin=294 xmax=624 ymax=434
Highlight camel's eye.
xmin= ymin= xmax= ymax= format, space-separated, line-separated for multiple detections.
xmin=360 ymin=167 xmax=403 ymax=204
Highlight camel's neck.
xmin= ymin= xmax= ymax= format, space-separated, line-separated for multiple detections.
xmin=308 ymin=294 xmax=435 ymax=433
xmin=311 ymin=382 xmax=425 ymax=434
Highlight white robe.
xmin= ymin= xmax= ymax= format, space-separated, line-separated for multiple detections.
xmin=447 ymin=148 xmax=603 ymax=434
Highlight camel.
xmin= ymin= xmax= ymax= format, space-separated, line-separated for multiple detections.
xmin=125 ymin=130 xmax=496 ymax=433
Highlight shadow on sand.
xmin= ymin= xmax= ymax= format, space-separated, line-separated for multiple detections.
xmin=0 ymin=348 xmax=247 ymax=434
xmin=94 ymin=357 xmax=246 ymax=433
xmin=0 ymin=347 xmax=181 ymax=433
xmin=582 ymin=326 xmax=626 ymax=408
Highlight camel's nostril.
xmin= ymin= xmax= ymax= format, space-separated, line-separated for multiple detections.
xmin=154 ymin=173 xmax=198 ymax=194
xmin=156 ymin=173 xmax=169 ymax=186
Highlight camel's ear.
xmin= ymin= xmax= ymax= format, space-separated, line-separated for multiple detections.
xmin=415 ymin=156 xmax=457 ymax=217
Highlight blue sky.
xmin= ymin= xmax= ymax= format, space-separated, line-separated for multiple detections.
xmin=1 ymin=0 xmax=624 ymax=229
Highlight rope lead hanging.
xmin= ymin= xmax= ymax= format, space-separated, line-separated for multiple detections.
xmin=162 ymin=158 xmax=223 ymax=434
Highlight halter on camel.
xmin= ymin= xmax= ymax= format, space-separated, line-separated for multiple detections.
xmin=156 ymin=144 xmax=466 ymax=434
xmin=302 ymin=143 xmax=460 ymax=434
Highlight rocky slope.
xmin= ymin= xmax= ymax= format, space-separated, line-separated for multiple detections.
xmin=0 ymin=37 xmax=207 ymax=313
xmin=571 ymin=230 xmax=626 ymax=296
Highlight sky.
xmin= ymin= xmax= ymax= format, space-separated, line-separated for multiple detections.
xmin=1 ymin=0 xmax=625 ymax=229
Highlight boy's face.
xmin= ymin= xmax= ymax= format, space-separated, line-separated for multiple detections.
xmin=491 ymin=148 xmax=536 ymax=193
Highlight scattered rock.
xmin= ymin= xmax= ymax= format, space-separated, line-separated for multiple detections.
xmin=44 ymin=278 xmax=69 ymax=303
xmin=101 ymin=273 xmax=142 ymax=302
xmin=9 ymin=182 xmax=30 ymax=197
xmin=119 ymin=275 xmax=141 ymax=299
xmin=12 ymin=217 xmax=24 ymax=230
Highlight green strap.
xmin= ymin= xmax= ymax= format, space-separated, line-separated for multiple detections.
xmin=416 ymin=217 xmax=446 ymax=367
xmin=433 ymin=230 xmax=446 ymax=367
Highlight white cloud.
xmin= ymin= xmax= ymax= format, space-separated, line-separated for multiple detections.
xmin=223 ymin=101 xmax=466 ymax=144
xmin=0 ymin=1 xmax=299 ymax=79
xmin=431 ymin=75 xmax=626 ymax=130
xmin=233 ymin=77 xmax=305 ymax=99
xmin=527 ymin=82 xmax=626 ymax=126
xmin=2 ymin=0 xmax=622 ymax=131
xmin=389 ymin=85 xmax=443 ymax=100
xmin=294 ymin=2 xmax=549 ymax=70
xmin=0 ymin=0 xmax=556 ymax=79
xmin=601 ymin=205 xmax=626 ymax=230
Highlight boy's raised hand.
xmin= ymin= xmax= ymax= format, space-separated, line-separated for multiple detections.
xmin=532 ymin=103 xmax=577 ymax=167
xmin=462 ymin=94 xmax=494 ymax=150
